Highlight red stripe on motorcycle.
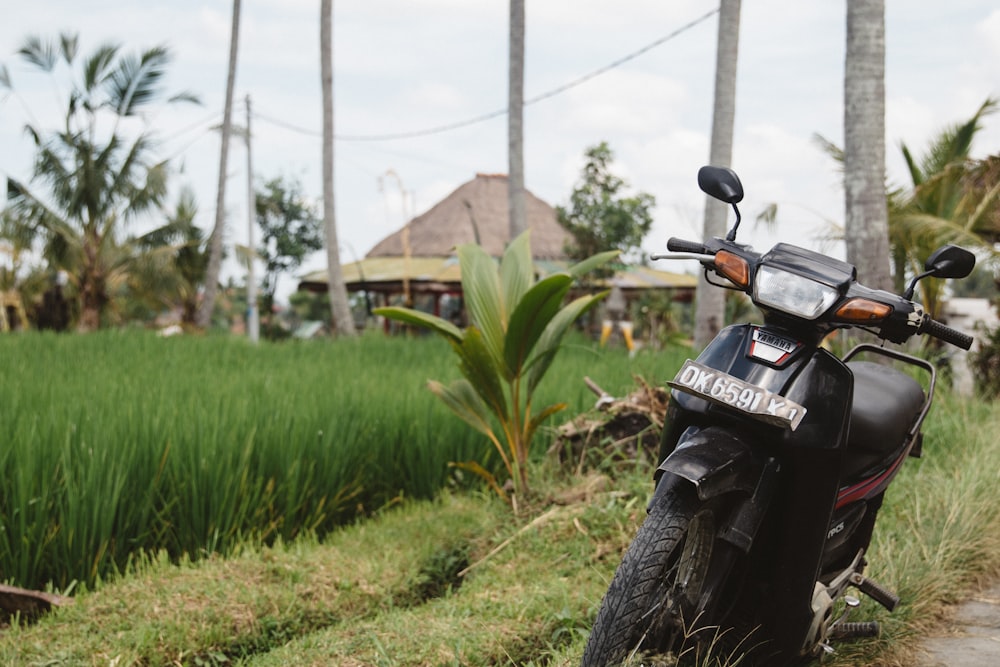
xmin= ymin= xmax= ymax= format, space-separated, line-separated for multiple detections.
xmin=835 ymin=450 xmax=907 ymax=510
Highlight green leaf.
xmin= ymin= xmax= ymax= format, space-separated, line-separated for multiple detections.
xmin=457 ymin=243 xmax=507 ymax=373
xmin=448 ymin=461 xmax=506 ymax=501
xmin=502 ymin=273 xmax=572 ymax=377
xmin=427 ymin=379 xmax=496 ymax=440
xmin=453 ymin=326 xmax=508 ymax=421
xmin=567 ymin=250 xmax=620 ymax=279
xmin=523 ymin=402 xmax=568 ymax=448
xmin=373 ymin=306 xmax=462 ymax=343
xmin=526 ymin=291 xmax=609 ymax=395
xmin=499 ymin=230 xmax=534 ymax=321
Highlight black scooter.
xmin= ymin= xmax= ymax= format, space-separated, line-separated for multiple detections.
xmin=581 ymin=166 xmax=976 ymax=666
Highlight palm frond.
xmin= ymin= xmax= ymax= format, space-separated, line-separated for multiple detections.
xmin=59 ymin=33 xmax=78 ymax=64
xmin=168 ymin=91 xmax=202 ymax=106
xmin=81 ymin=44 xmax=119 ymax=94
xmin=107 ymin=46 xmax=171 ymax=117
xmin=812 ymin=133 xmax=844 ymax=168
xmin=18 ymin=35 xmax=58 ymax=71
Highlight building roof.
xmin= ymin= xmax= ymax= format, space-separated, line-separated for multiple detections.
xmin=296 ymin=171 xmax=696 ymax=296
xmin=297 ymin=257 xmax=696 ymax=295
xmin=366 ymin=173 xmax=571 ymax=260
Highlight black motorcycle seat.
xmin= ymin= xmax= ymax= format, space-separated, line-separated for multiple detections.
xmin=845 ymin=360 xmax=925 ymax=476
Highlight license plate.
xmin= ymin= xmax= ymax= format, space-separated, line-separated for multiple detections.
xmin=668 ymin=359 xmax=807 ymax=431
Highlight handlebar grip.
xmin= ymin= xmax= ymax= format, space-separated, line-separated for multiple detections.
xmin=666 ymin=237 xmax=710 ymax=254
xmin=922 ymin=317 xmax=974 ymax=350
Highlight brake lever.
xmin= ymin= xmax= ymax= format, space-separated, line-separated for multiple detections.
xmin=650 ymin=252 xmax=716 ymax=261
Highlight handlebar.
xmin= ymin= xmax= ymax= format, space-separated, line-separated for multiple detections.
xmin=656 ymin=236 xmax=975 ymax=350
xmin=666 ymin=237 xmax=710 ymax=254
xmin=921 ymin=316 xmax=974 ymax=350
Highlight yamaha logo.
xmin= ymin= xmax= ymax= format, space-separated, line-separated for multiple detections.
xmin=749 ymin=328 xmax=801 ymax=364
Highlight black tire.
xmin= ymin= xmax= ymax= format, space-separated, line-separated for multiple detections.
xmin=581 ymin=483 xmax=743 ymax=666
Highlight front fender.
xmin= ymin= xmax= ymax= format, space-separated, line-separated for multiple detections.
xmin=655 ymin=426 xmax=767 ymax=500
xmin=654 ymin=425 xmax=779 ymax=553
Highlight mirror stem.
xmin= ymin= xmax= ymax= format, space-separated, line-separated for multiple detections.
xmin=903 ymin=269 xmax=934 ymax=301
xmin=725 ymin=203 xmax=742 ymax=242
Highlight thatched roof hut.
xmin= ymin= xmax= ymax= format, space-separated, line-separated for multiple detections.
xmin=366 ymin=173 xmax=571 ymax=260
xmin=298 ymin=173 xmax=573 ymax=294
xmin=297 ymin=173 xmax=695 ymax=323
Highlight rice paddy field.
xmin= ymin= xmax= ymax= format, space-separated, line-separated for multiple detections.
xmin=0 ymin=330 xmax=688 ymax=592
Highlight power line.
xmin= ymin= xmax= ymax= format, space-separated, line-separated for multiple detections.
xmin=253 ymin=8 xmax=719 ymax=142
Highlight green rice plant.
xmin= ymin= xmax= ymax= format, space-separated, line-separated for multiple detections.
xmin=375 ymin=230 xmax=618 ymax=500
xmin=0 ymin=327 xmax=687 ymax=591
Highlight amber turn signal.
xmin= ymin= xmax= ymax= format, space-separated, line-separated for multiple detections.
xmin=834 ymin=298 xmax=892 ymax=323
xmin=714 ymin=250 xmax=750 ymax=288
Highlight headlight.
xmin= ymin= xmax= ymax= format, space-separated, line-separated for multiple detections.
xmin=754 ymin=265 xmax=839 ymax=319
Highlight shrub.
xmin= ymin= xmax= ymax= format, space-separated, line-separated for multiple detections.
xmin=375 ymin=231 xmax=617 ymax=500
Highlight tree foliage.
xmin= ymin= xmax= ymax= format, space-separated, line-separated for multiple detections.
xmin=1 ymin=32 xmax=198 ymax=330
xmin=133 ymin=187 xmax=208 ymax=325
xmin=815 ymin=97 xmax=1000 ymax=318
xmin=557 ymin=142 xmax=655 ymax=272
xmin=255 ymin=177 xmax=324 ymax=309
xmin=890 ymin=98 xmax=999 ymax=316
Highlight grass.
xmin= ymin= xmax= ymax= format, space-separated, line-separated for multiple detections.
xmin=0 ymin=469 xmax=655 ymax=667
xmin=0 ymin=388 xmax=997 ymax=666
xmin=1 ymin=331 xmax=997 ymax=666
xmin=0 ymin=330 xmax=687 ymax=591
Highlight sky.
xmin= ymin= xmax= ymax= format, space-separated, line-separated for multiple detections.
xmin=2 ymin=1 xmax=999 ymax=302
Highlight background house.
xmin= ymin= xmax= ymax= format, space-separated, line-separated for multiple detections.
xmin=298 ymin=173 xmax=695 ymax=329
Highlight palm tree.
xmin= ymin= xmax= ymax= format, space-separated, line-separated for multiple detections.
xmin=320 ymin=0 xmax=357 ymax=337
xmin=4 ymin=33 xmax=198 ymax=331
xmin=508 ymin=0 xmax=527 ymax=239
xmin=198 ymin=0 xmax=242 ymax=329
xmin=816 ymin=98 xmax=999 ymax=317
xmin=134 ymin=187 xmax=208 ymax=325
xmin=890 ymin=98 xmax=999 ymax=316
xmin=694 ymin=0 xmax=740 ymax=349
xmin=844 ymin=0 xmax=892 ymax=292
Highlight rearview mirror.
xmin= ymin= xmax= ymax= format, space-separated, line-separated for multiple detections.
xmin=925 ymin=245 xmax=975 ymax=280
xmin=697 ymin=166 xmax=744 ymax=204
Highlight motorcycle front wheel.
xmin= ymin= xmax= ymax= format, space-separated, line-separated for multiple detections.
xmin=581 ymin=482 xmax=747 ymax=666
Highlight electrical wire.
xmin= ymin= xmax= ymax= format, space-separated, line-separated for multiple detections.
xmin=253 ymin=7 xmax=719 ymax=142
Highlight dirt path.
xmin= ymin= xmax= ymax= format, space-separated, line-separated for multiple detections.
xmin=915 ymin=583 xmax=1000 ymax=666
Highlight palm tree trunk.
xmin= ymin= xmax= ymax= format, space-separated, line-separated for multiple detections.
xmin=197 ymin=0 xmax=242 ymax=329
xmin=694 ymin=0 xmax=740 ymax=349
xmin=321 ymin=0 xmax=356 ymax=336
xmin=844 ymin=0 xmax=891 ymax=291
xmin=507 ymin=0 xmax=527 ymax=240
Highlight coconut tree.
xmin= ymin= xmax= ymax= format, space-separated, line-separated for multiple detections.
xmin=816 ymin=98 xmax=999 ymax=317
xmin=694 ymin=0 xmax=740 ymax=349
xmin=844 ymin=0 xmax=892 ymax=292
xmin=890 ymin=98 xmax=999 ymax=316
xmin=198 ymin=0 xmax=242 ymax=329
xmin=3 ymin=33 xmax=198 ymax=330
xmin=320 ymin=0 xmax=357 ymax=336
xmin=508 ymin=0 xmax=527 ymax=239
xmin=132 ymin=187 xmax=208 ymax=325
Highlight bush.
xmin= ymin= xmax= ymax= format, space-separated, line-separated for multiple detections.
xmin=970 ymin=322 xmax=1000 ymax=397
